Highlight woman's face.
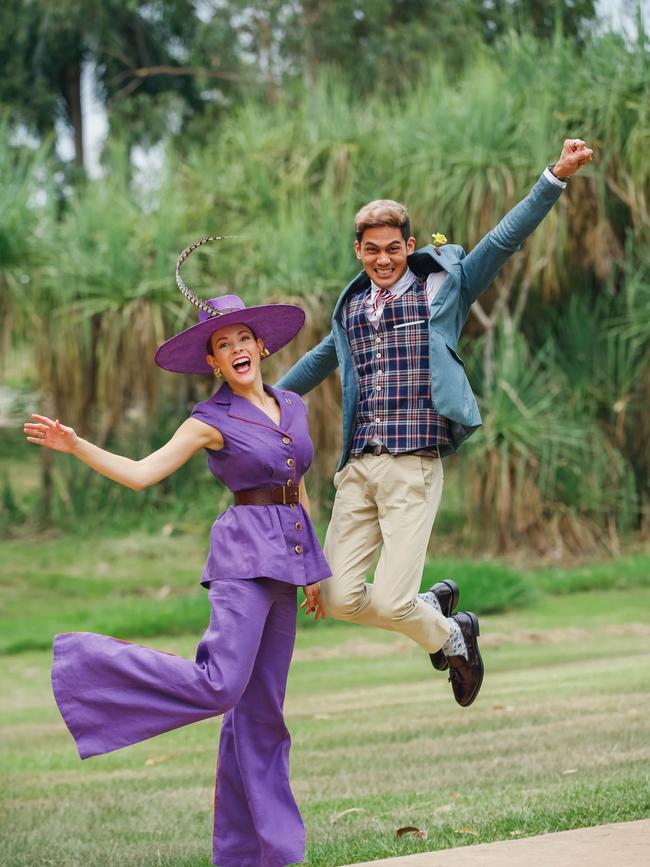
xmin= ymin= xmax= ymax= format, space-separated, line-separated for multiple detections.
xmin=207 ymin=323 xmax=265 ymax=388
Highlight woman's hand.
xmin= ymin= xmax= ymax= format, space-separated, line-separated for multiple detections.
xmin=23 ymin=415 xmax=218 ymax=491
xmin=301 ymin=582 xmax=326 ymax=621
xmin=24 ymin=414 xmax=79 ymax=453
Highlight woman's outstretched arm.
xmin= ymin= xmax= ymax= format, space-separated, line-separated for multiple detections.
xmin=24 ymin=414 xmax=223 ymax=491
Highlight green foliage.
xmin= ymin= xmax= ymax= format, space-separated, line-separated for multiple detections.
xmin=0 ymin=1 xmax=603 ymax=173
xmin=421 ymin=558 xmax=537 ymax=613
xmin=525 ymin=553 xmax=650 ymax=595
xmin=0 ymin=1 xmax=223 ymax=164
xmin=1 ymin=29 xmax=649 ymax=550
xmin=461 ymin=324 xmax=638 ymax=551
xmin=0 ymin=119 xmax=54 ymax=350
xmin=149 ymin=0 xmax=600 ymax=107
xmin=0 ymin=473 xmax=24 ymax=529
xmin=1 ymin=529 xmax=648 ymax=653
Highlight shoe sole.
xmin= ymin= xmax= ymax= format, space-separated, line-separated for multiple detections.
xmin=429 ymin=578 xmax=460 ymax=671
xmin=459 ymin=611 xmax=483 ymax=707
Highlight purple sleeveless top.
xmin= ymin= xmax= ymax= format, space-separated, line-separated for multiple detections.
xmin=191 ymin=382 xmax=331 ymax=588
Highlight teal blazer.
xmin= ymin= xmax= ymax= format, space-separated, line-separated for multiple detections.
xmin=277 ymin=171 xmax=565 ymax=470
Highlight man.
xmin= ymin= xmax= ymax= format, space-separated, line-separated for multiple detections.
xmin=277 ymin=139 xmax=593 ymax=707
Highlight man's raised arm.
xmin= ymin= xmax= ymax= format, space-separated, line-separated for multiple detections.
xmin=276 ymin=331 xmax=339 ymax=395
xmin=460 ymin=138 xmax=593 ymax=306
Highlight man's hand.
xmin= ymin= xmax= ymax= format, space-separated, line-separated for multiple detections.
xmin=300 ymin=582 xmax=326 ymax=621
xmin=552 ymin=138 xmax=594 ymax=179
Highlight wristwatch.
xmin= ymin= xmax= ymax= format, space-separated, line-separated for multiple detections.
xmin=548 ymin=163 xmax=569 ymax=182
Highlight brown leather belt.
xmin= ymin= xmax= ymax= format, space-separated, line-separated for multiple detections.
xmin=234 ymin=483 xmax=300 ymax=506
xmin=362 ymin=444 xmax=390 ymax=455
xmin=362 ymin=444 xmax=440 ymax=458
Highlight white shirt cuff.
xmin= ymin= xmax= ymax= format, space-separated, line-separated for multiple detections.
xmin=543 ymin=166 xmax=567 ymax=189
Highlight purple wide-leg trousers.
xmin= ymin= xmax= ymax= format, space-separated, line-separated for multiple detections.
xmin=51 ymin=578 xmax=305 ymax=867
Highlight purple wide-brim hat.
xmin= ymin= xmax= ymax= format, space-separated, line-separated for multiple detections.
xmin=154 ymin=294 xmax=305 ymax=374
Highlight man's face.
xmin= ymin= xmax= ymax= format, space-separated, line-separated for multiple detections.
xmin=354 ymin=226 xmax=416 ymax=289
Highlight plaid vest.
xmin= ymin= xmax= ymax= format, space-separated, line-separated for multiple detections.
xmin=344 ymin=277 xmax=452 ymax=456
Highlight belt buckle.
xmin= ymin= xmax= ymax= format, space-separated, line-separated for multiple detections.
xmin=281 ymin=485 xmax=299 ymax=505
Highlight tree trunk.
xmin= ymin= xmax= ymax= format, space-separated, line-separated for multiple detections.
xmin=302 ymin=0 xmax=320 ymax=98
xmin=66 ymin=62 xmax=84 ymax=168
xmin=39 ymin=445 xmax=54 ymax=528
xmin=256 ymin=15 xmax=278 ymax=104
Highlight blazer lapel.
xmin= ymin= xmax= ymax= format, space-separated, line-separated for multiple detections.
xmin=409 ymin=243 xmax=458 ymax=314
xmin=333 ymin=270 xmax=370 ymax=324
xmin=409 ymin=243 xmax=451 ymax=277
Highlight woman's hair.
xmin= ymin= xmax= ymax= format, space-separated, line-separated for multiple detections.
xmin=354 ymin=199 xmax=411 ymax=242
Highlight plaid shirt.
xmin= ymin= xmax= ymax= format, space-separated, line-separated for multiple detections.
xmin=344 ymin=276 xmax=452 ymax=456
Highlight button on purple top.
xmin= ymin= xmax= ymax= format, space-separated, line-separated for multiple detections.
xmin=191 ymin=382 xmax=331 ymax=587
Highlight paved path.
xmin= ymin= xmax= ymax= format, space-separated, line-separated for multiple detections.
xmin=340 ymin=819 xmax=650 ymax=867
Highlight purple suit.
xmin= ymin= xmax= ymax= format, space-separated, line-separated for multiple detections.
xmin=51 ymin=384 xmax=331 ymax=867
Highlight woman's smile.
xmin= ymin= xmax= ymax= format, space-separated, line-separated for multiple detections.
xmin=232 ymin=354 xmax=252 ymax=374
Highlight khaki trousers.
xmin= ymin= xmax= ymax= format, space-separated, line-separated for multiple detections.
xmin=321 ymin=453 xmax=450 ymax=653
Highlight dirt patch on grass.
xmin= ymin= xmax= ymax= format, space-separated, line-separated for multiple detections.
xmin=473 ymin=621 xmax=650 ymax=648
xmin=293 ymin=623 xmax=650 ymax=662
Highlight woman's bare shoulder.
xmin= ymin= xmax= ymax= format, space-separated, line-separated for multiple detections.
xmin=180 ymin=416 xmax=224 ymax=452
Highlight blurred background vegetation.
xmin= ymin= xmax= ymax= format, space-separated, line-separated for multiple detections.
xmin=0 ymin=0 xmax=648 ymax=558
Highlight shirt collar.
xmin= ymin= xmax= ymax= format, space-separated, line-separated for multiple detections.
xmin=365 ymin=267 xmax=417 ymax=329
xmin=369 ymin=267 xmax=416 ymax=300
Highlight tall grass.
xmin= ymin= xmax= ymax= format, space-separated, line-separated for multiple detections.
xmin=1 ymin=31 xmax=648 ymax=550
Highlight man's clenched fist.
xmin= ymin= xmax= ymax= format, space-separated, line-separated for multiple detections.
xmin=553 ymin=138 xmax=594 ymax=179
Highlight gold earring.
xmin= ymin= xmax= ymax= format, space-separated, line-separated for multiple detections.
xmin=213 ymin=367 xmax=223 ymax=378
xmin=260 ymin=347 xmax=270 ymax=359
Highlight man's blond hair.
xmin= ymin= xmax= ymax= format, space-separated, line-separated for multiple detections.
xmin=354 ymin=199 xmax=411 ymax=242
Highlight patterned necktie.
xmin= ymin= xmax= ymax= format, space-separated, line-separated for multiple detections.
xmin=372 ymin=287 xmax=396 ymax=315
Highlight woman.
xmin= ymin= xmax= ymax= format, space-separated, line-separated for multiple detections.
xmin=23 ymin=238 xmax=331 ymax=867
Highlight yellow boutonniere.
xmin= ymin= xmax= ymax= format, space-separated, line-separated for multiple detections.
xmin=432 ymin=232 xmax=447 ymax=247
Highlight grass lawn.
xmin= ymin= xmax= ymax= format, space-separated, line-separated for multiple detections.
xmin=1 ymin=541 xmax=649 ymax=867
xmin=2 ymin=529 xmax=648 ymax=654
